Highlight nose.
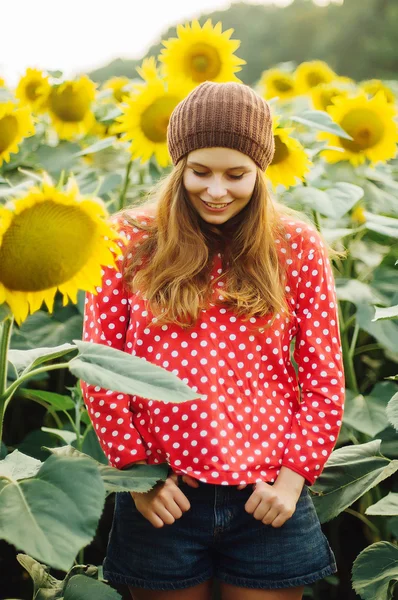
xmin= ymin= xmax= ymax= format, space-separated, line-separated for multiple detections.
xmin=207 ymin=179 xmax=228 ymax=201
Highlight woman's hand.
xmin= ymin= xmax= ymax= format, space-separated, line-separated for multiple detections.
xmin=130 ymin=472 xmax=191 ymax=528
xmin=244 ymin=480 xmax=302 ymax=528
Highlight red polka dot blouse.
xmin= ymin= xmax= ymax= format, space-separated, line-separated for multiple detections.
xmin=81 ymin=209 xmax=345 ymax=487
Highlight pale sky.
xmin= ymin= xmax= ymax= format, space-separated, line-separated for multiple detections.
xmin=1 ymin=0 xmax=340 ymax=86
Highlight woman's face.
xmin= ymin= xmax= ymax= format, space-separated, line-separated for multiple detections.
xmin=183 ymin=147 xmax=257 ymax=224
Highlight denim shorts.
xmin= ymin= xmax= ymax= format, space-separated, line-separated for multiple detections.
xmin=103 ymin=478 xmax=337 ymax=591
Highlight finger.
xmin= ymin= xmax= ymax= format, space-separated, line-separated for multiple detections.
xmin=271 ymin=514 xmax=288 ymax=528
xmin=154 ymin=504 xmax=177 ymax=526
xmin=244 ymin=493 xmax=262 ymax=514
xmin=182 ymin=474 xmax=200 ymax=488
xmin=173 ymin=488 xmax=192 ymax=513
xmin=237 ymin=484 xmax=247 ymax=490
xmin=261 ymin=506 xmax=280 ymax=525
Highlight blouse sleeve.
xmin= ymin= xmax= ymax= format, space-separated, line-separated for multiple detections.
xmin=281 ymin=226 xmax=345 ymax=486
xmin=80 ymin=221 xmax=148 ymax=468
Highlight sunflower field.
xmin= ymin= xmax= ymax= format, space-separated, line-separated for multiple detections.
xmin=1 ymin=17 xmax=398 ymax=600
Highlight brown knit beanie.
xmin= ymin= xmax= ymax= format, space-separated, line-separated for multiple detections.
xmin=167 ymin=81 xmax=275 ymax=171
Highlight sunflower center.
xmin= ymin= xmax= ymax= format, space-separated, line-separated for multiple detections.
xmin=26 ymin=81 xmax=41 ymax=101
xmin=185 ymin=43 xmax=222 ymax=82
xmin=307 ymin=72 xmax=329 ymax=88
xmin=0 ymin=200 xmax=96 ymax=291
xmin=339 ymin=109 xmax=384 ymax=153
xmin=0 ymin=115 xmax=18 ymax=152
xmin=140 ymin=95 xmax=180 ymax=143
xmin=274 ymin=77 xmax=294 ymax=92
xmin=271 ymin=135 xmax=289 ymax=165
xmin=50 ymin=84 xmax=92 ymax=122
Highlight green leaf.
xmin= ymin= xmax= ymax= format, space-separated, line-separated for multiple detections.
xmin=75 ymin=137 xmax=117 ymax=157
xmin=64 ymin=574 xmax=122 ymax=600
xmin=310 ymin=440 xmax=398 ymax=523
xmin=21 ymin=389 xmax=75 ymax=411
xmin=8 ymin=343 xmax=77 ymax=376
xmin=352 ymin=542 xmax=398 ymax=600
xmin=364 ymin=211 xmax=398 ymax=239
xmin=343 ymin=382 xmax=395 ymax=437
xmin=13 ymin=312 xmax=83 ymax=350
xmin=0 ymin=453 xmax=106 ymax=571
xmin=291 ymin=110 xmax=353 ymax=139
xmin=373 ymin=305 xmax=398 ymax=321
xmin=41 ymin=427 xmax=77 ymax=445
xmin=288 ymin=182 xmax=363 ymax=219
xmin=45 ymin=445 xmax=169 ymax=494
xmin=35 ymin=142 xmax=81 ymax=176
xmin=356 ymin=301 xmax=398 ymax=354
xmin=386 ymin=392 xmax=398 ymax=431
xmin=336 ymin=279 xmax=383 ymax=307
xmin=366 ymin=492 xmax=398 ymax=516
xmin=69 ymin=340 xmax=201 ymax=403
xmin=0 ymin=449 xmax=42 ymax=480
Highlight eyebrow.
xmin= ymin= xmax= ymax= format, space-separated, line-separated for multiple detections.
xmin=187 ymin=161 xmax=249 ymax=170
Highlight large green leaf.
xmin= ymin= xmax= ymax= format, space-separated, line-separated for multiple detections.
xmin=64 ymin=574 xmax=122 ymax=600
xmin=352 ymin=542 xmax=398 ymax=600
xmin=291 ymin=110 xmax=353 ymax=139
xmin=289 ymin=182 xmax=363 ymax=219
xmin=364 ymin=211 xmax=398 ymax=239
xmin=343 ymin=382 xmax=396 ymax=437
xmin=46 ymin=444 xmax=169 ymax=494
xmin=70 ymin=340 xmax=201 ymax=403
xmin=21 ymin=389 xmax=75 ymax=411
xmin=310 ymin=440 xmax=398 ymax=523
xmin=356 ymin=301 xmax=398 ymax=354
xmin=373 ymin=305 xmax=398 ymax=321
xmin=35 ymin=142 xmax=81 ymax=176
xmin=11 ymin=312 xmax=83 ymax=350
xmin=0 ymin=449 xmax=42 ymax=479
xmin=0 ymin=452 xmax=106 ymax=571
xmin=8 ymin=343 xmax=77 ymax=376
xmin=41 ymin=427 xmax=77 ymax=445
xmin=386 ymin=392 xmax=398 ymax=431
xmin=75 ymin=137 xmax=116 ymax=156
xmin=366 ymin=492 xmax=398 ymax=516
xmin=336 ymin=279 xmax=383 ymax=307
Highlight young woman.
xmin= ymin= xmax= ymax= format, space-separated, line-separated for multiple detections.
xmin=81 ymin=81 xmax=345 ymax=600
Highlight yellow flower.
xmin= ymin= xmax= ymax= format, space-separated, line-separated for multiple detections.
xmin=320 ymin=92 xmax=398 ymax=166
xmin=113 ymin=58 xmax=190 ymax=167
xmin=295 ymin=60 xmax=337 ymax=94
xmin=15 ymin=68 xmax=51 ymax=112
xmin=266 ymin=117 xmax=312 ymax=189
xmin=259 ymin=68 xmax=297 ymax=101
xmin=47 ymin=76 xmax=97 ymax=140
xmin=360 ymin=79 xmax=395 ymax=104
xmin=103 ymin=76 xmax=131 ymax=103
xmin=0 ymin=78 xmax=5 ymax=87
xmin=159 ymin=19 xmax=246 ymax=90
xmin=351 ymin=205 xmax=366 ymax=224
xmin=310 ymin=80 xmax=351 ymax=111
xmin=0 ymin=102 xmax=35 ymax=167
xmin=0 ymin=177 xmax=121 ymax=325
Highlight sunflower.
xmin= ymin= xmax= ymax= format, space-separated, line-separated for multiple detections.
xmin=0 ymin=78 xmax=5 ymax=87
xmin=319 ymin=91 xmax=398 ymax=166
xmin=103 ymin=76 xmax=131 ymax=103
xmin=15 ymin=68 xmax=51 ymax=112
xmin=159 ymin=19 xmax=246 ymax=90
xmin=295 ymin=60 xmax=337 ymax=94
xmin=259 ymin=68 xmax=297 ymax=101
xmin=310 ymin=80 xmax=351 ymax=111
xmin=360 ymin=79 xmax=395 ymax=104
xmin=266 ymin=117 xmax=312 ymax=189
xmin=113 ymin=58 xmax=190 ymax=167
xmin=47 ymin=76 xmax=97 ymax=140
xmin=0 ymin=102 xmax=35 ymax=167
xmin=0 ymin=177 xmax=121 ymax=325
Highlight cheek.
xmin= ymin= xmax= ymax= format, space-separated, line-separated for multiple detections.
xmin=234 ymin=177 xmax=256 ymax=199
xmin=183 ymin=173 xmax=202 ymax=195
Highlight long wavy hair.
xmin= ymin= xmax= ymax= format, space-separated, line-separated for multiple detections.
xmin=114 ymin=156 xmax=344 ymax=330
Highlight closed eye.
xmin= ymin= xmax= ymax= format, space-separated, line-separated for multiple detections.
xmin=192 ymin=169 xmax=244 ymax=180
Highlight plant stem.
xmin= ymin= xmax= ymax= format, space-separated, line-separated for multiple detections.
xmin=349 ymin=323 xmax=360 ymax=358
xmin=311 ymin=210 xmax=321 ymax=232
xmin=344 ymin=508 xmax=380 ymax=536
xmin=0 ymin=362 xmax=71 ymax=409
xmin=338 ymin=304 xmax=359 ymax=393
xmin=0 ymin=315 xmax=14 ymax=448
xmin=354 ymin=343 xmax=383 ymax=356
xmin=119 ymin=158 xmax=133 ymax=210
